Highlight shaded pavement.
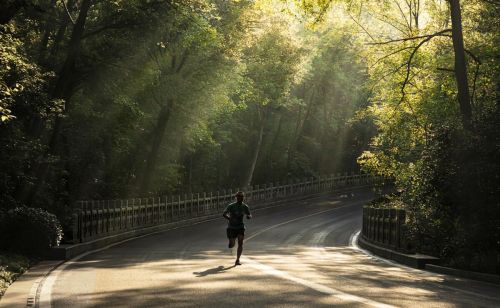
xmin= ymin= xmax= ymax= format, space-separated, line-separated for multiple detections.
xmin=44 ymin=189 xmax=500 ymax=307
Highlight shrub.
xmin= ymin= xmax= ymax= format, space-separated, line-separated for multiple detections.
xmin=0 ymin=207 xmax=63 ymax=256
xmin=0 ymin=253 xmax=31 ymax=298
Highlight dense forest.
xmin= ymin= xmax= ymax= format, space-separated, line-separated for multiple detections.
xmin=0 ymin=0 xmax=499 ymax=273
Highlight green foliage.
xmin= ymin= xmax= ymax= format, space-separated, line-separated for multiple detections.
xmin=397 ymin=116 xmax=500 ymax=273
xmin=273 ymin=0 xmax=500 ymax=272
xmin=0 ymin=252 xmax=31 ymax=298
xmin=0 ymin=0 xmax=375 ymax=248
xmin=0 ymin=207 xmax=63 ymax=256
xmin=0 ymin=24 xmax=56 ymax=122
xmin=347 ymin=0 xmax=500 ymax=273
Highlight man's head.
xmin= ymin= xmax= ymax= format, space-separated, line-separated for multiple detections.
xmin=235 ymin=191 xmax=244 ymax=202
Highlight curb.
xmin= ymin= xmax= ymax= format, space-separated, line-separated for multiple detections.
xmin=357 ymin=236 xmax=439 ymax=269
xmin=357 ymin=232 xmax=500 ymax=286
xmin=425 ymin=264 xmax=500 ymax=285
xmin=0 ymin=260 xmax=63 ymax=308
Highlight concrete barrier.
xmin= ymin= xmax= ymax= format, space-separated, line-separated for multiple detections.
xmin=358 ymin=235 xmax=439 ymax=269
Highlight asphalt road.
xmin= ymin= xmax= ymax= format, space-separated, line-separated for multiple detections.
xmin=42 ymin=189 xmax=500 ymax=307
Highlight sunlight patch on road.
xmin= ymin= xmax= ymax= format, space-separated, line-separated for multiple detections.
xmin=243 ymin=256 xmax=397 ymax=308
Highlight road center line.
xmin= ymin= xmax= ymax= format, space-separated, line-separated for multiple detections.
xmin=243 ymin=257 xmax=396 ymax=308
xmin=245 ymin=201 xmax=365 ymax=242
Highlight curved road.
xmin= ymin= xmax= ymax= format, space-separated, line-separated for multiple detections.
xmin=41 ymin=189 xmax=500 ymax=307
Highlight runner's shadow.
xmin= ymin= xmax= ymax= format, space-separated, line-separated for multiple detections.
xmin=193 ymin=265 xmax=235 ymax=277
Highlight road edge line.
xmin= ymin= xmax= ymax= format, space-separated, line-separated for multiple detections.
xmin=35 ymin=189 xmax=370 ymax=308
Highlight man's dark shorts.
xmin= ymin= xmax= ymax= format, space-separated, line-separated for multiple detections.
xmin=226 ymin=228 xmax=245 ymax=239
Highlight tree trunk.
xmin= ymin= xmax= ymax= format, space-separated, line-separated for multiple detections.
xmin=244 ymin=109 xmax=266 ymax=187
xmin=38 ymin=0 xmax=58 ymax=63
xmin=449 ymin=0 xmax=472 ymax=130
xmin=265 ymin=113 xmax=283 ymax=180
xmin=23 ymin=0 xmax=93 ymax=204
xmin=286 ymin=88 xmax=315 ymax=172
xmin=0 ymin=1 xmax=25 ymax=24
xmin=49 ymin=0 xmax=75 ymax=63
xmin=51 ymin=0 xmax=92 ymax=104
xmin=47 ymin=0 xmax=92 ymax=153
xmin=139 ymin=102 xmax=172 ymax=193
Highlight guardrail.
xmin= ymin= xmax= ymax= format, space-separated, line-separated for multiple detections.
xmin=361 ymin=207 xmax=411 ymax=253
xmin=72 ymin=173 xmax=381 ymax=243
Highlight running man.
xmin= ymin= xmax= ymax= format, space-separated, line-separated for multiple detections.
xmin=223 ymin=191 xmax=252 ymax=266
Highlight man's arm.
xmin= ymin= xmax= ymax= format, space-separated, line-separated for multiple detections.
xmin=245 ymin=205 xmax=252 ymax=219
xmin=222 ymin=205 xmax=230 ymax=220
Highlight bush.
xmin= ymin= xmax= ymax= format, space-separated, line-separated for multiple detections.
xmin=367 ymin=194 xmax=404 ymax=209
xmin=0 ymin=207 xmax=63 ymax=256
xmin=401 ymin=118 xmax=500 ymax=274
xmin=0 ymin=253 xmax=31 ymax=298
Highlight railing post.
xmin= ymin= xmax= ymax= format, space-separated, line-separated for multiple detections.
xmin=72 ymin=204 xmax=80 ymax=244
xmin=163 ymin=196 xmax=168 ymax=223
xmin=361 ymin=206 xmax=369 ymax=238
xmin=396 ymin=209 xmax=405 ymax=251
xmin=149 ymin=198 xmax=153 ymax=225
xmin=134 ymin=198 xmax=139 ymax=227
xmin=201 ymin=192 xmax=205 ymax=215
xmin=94 ymin=201 xmax=99 ymax=237
xmin=383 ymin=209 xmax=389 ymax=245
xmin=216 ymin=191 xmax=220 ymax=211
xmin=209 ymin=192 xmax=213 ymax=214
xmin=196 ymin=193 xmax=200 ymax=216
xmin=177 ymin=195 xmax=181 ymax=219
xmin=143 ymin=198 xmax=147 ymax=226
xmin=123 ymin=199 xmax=127 ymax=230
xmin=184 ymin=194 xmax=188 ymax=217
xmin=132 ymin=198 xmax=137 ymax=226
xmin=124 ymin=200 xmax=128 ymax=230
xmin=90 ymin=200 xmax=95 ymax=237
xmin=169 ymin=196 xmax=173 ymax=220
xmin=136 ymin=198 xmax=140 ymax=227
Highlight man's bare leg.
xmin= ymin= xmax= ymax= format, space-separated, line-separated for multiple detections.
xmin=235 ymin=234 xmax=244 ymax=265
xmin=228 ymin=237 xmax=235 ymax=249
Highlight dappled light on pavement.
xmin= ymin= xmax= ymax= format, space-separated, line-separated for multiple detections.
xmin=49 ymin=194 xmax=500 ymax=307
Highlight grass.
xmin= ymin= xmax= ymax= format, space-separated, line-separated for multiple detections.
xmin=0 ymin=252 xmax=33 ymax=299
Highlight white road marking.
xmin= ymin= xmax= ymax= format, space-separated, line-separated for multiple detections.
xmin=36 ymin=194 xmax=347 ymax=308
xmin=350 ymin=230 xmax=437 ymax=274
xmin=309 ymin=215 xmax=355 ymax=248
xmin=243 ymin=257 xmax=397 ymax=308
xmin=242 ymin=199 xmax=398 ymax=307
xmin=245 ymin=201 xmax=363 ymax=242
xmin=284 ymin=218 xmax=337 ymax=246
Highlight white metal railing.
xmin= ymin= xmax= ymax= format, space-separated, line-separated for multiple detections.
xmin=72 ymin=173 xmax=381 ymax=243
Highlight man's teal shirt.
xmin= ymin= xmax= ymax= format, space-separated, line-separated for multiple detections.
xmin=223 ymin=202 xmax=251 ymax=229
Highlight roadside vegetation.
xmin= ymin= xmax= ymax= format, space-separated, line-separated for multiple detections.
xmin=0 ymin=253 xmax=32 ymax=298
xmin=287 ymin=0 xmax=499 ymax=274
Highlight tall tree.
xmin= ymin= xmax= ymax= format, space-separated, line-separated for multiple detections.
xmin=448 ymin=0 xmax=472 ymax=130
xmin=239 ymin=29 xmax=302 ymax=187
